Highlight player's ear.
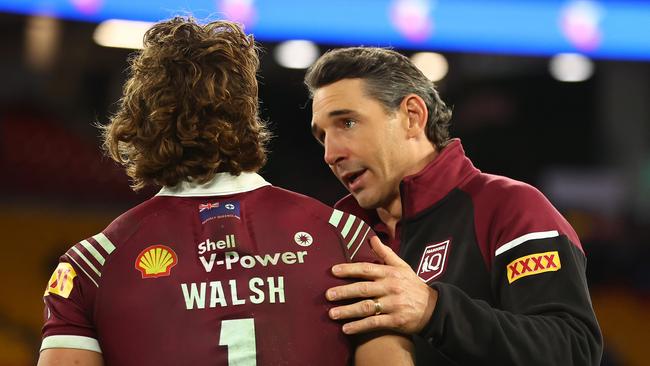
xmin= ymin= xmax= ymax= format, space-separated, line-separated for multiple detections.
xmin=402 ymin=94 xmax=428 ymax=138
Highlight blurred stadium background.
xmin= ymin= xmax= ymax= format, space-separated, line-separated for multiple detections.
xmin=1 ymin=1 xmax=649 ymax=365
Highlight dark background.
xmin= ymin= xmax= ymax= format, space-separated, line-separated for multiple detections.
xmin=1 ymin=12 xmax=649 ymax=365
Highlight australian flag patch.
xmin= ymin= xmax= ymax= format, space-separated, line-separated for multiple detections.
xmin=198 ymin=201 xmax=241 ymax=224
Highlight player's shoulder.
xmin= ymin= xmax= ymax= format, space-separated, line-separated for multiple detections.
xmin=60 ymin=196 xmax=169 ymax=286
xmin=249 ymin=186 xmax=374 ymax=247
xmin=269 ymin=187 xmax=379 ymax=264
xmin=62 ymin=196 xmax=168 ymax=270
xmin=103 ymin=195 xmax=172 ymax=243
xmin=250 ymin=185 xmax=339 ymax=221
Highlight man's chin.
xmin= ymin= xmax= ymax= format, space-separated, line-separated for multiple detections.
xmin=351 ymin=191 xmax=380 ymax=210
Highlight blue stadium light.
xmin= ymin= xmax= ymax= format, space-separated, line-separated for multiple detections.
xmin=1 ymin=0 xmax=649 ymax=60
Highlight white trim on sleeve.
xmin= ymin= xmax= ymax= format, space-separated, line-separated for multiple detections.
xmin=40 ymin=335 xmax=102 ymax=353
xmin=328 ymin=209 xmax=344 ymax=227
xmin=495 ymin=230 xmax=559 ymax=256
xmin=350 ymin=227 xmax=371 ymax=260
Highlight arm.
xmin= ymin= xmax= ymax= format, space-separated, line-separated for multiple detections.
xmin=38 ymin=349 xmax=104 ymax=366
xmin=322 ymin=211 xmax=416 ymax=365
xmin=420 ymin=235 xmax=602 ymax=365
xmin=328 ymin=237 xmax=602 ymax=365
xmin=41 ymin=251 xmax=103 ymax=365
xmin=355 ymin=332 xmax=414 ymax=366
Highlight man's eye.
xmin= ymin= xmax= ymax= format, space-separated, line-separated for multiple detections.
xmin=343 ymin=119 xmax=357 ymax=128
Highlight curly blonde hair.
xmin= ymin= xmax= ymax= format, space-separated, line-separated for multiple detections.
xmin=102 ymin=17 xmax=270 ymax=190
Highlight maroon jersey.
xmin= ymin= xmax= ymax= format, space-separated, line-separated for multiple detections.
xmin=41 ymin=173 xmax=377 ymax=365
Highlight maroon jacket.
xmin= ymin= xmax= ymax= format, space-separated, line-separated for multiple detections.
xmin=336 ymin=139 xmax=602 ymax=366
xmin=42 ymin=172 xmax=376 ymax=365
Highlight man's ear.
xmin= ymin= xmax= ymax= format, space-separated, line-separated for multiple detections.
xmin=402 ymin=94 xmax=428 ymax=138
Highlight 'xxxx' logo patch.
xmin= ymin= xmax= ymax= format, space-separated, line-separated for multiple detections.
xmin=507 ymin=251 xmax=561 ymax=284
xmin=44 ymin=262 xmax=77 ymax=298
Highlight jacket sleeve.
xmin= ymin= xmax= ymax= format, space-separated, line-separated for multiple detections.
xmin=419 ymin=185 xmax=602 ymax=366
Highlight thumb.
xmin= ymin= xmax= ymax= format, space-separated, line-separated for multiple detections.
xmin=370 ymin=236 xmax=409 ymax=268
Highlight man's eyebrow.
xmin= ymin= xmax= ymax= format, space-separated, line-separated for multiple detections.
xmin=328 ymin=109 xmax=356 ymax=117
xmin=311 ymin=109 xmax=358 ymax=140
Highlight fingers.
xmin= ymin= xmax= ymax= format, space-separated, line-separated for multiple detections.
xmin=331 ymin=262 xmax=388 ymax=280
xmin=327 ymin=280 xmax=384 ymax=301
xmin=329 ymin=298 xmax=396 ymax=335
xmin=329 ymin=298 xmax=388 ymax=320
xmin=341 ymin=314 xmax=394 ymax=335
xmin=369 ymin=236 xmax=410 ymax=268
xmin=330 ymin=238 xmax=410 ymax=280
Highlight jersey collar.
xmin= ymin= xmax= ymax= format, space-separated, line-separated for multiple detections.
xmin=156 ymin=172 xmax=271 ymax=197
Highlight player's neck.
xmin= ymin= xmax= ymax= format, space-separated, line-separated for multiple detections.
xmin=376 ymin=197 xmax=402 ymax=240
xmin=376 ymin=145 xmax=438 ymax=240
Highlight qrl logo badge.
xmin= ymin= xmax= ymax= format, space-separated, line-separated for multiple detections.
xmin=416 ymin=240 xmax=450 ymax=283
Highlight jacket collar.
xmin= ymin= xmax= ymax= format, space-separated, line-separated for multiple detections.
xmin=156 ymin=172 xmax=271 ymax=197
xmin=335 ymin=139 xmax=480 ymax=220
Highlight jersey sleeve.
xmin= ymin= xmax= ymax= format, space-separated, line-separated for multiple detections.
xmin=420 ymin=184 xmax=603 ymax=365
xmin=41 ymin=233 xmax=116 ymax=354
xmin=326 ymin=208 xmax=379 ymax=264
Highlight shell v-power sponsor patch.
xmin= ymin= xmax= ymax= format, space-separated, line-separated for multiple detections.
xmin=507 ymin=251 xmax=561 ymax=284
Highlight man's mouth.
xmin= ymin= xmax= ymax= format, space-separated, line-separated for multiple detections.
xmin=342 ymin=169 xmax=367 ymax=190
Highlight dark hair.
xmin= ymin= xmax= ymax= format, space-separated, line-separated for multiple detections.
xmin=101 ymin=17 xmax=270 ymax=190
xmin=304 ymin=47 xmax=452 ymax=149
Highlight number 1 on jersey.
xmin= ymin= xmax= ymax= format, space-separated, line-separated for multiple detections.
xmin=219 ymin=318 xmax=257 ymax=366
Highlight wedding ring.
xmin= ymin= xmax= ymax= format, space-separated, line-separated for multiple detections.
xmin=373 ymin=299 xmax=383 ymax=316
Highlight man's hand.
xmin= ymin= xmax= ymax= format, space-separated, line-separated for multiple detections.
xmin=327 ymin=236 xmax=438 ymax=335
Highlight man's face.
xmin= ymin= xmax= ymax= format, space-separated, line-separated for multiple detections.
xmin=311 ymin=78 xmax=410 ymax=210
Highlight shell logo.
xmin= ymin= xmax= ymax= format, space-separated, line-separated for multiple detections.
xmin=135 ymin=245 xmax=178 ymax=278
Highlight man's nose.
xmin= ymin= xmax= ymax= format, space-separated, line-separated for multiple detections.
xmin=323 ymin=135 xmax=345 ymax=166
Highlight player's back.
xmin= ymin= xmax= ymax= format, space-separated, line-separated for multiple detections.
xmin=41 ymin=173 xmax=376 ymax=365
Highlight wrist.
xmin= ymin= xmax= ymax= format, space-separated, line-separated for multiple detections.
xmin=415 ymin=286 xmax=438 ymax=334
